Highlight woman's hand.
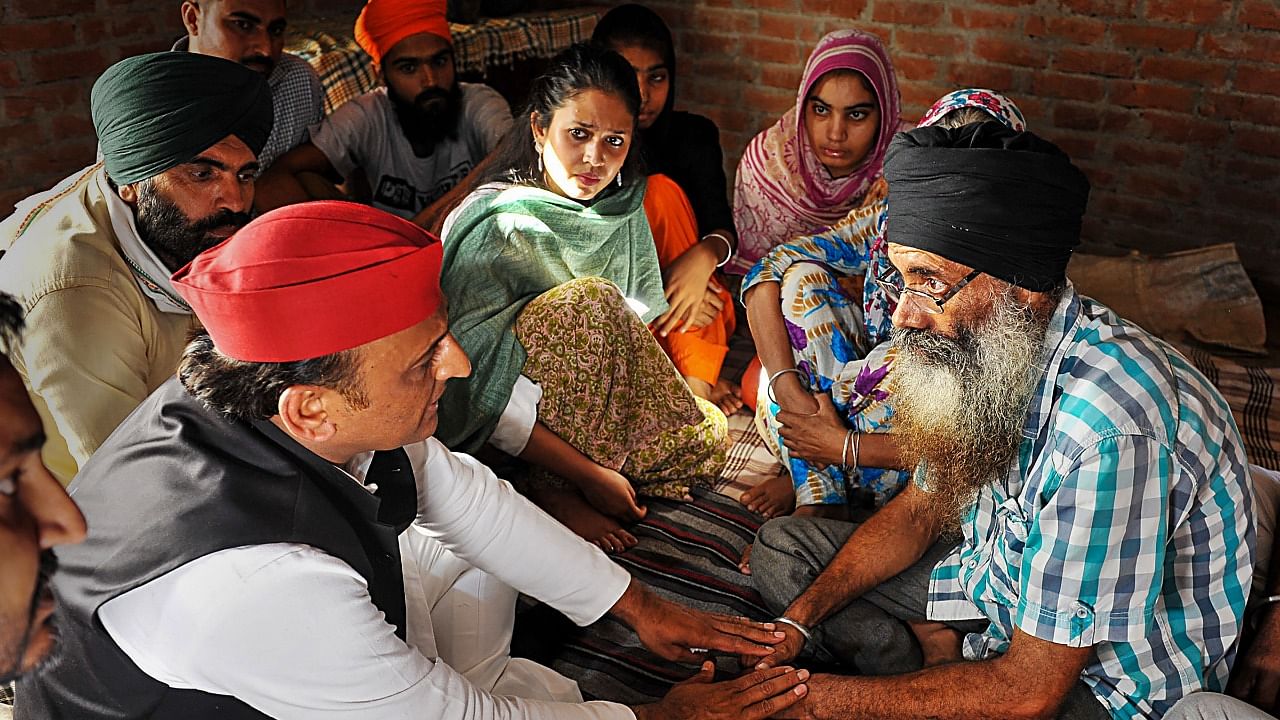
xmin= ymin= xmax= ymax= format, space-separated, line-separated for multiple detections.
xmin=579 ymin=465 xmax=648 ymax=522
xmin=655 ymin=241 xmax=719 ymax=336
xmin=777 ymin=393 xmax=848 ymax=468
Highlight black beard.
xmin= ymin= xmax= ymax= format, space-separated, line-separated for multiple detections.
xmin=389 ymin=83 xmax=462 ymax=155
xmin=134 ymin=185 xmax=251 ymax=272
xmin=0 ymin=551 xmax=59 ymax=685
xmin=240 ymin=53 xmax=275 ymax=74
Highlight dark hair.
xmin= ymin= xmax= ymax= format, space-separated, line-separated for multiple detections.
xmin=591 ymin=4 xmax=676 ymax=112
xmin=482 ymin=42 xmax=645 ymax=188
xmin=0 ymin=292 xmax=24 ymax=351
xmin=178 ymin=330 xmax=368 ymax=421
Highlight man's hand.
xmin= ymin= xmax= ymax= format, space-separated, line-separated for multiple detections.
xmin=748 ymin=623 xmax=806 ymax=670
xmin=655 ymin=242 xmax=718 ymax=337
xmin=778 ymin=393 xmax=847 ymax=468
xmin=611 ymin=581 xmax=784 ymax=662
xmin=633 ymin=662 xmax=809 ymax=720
xmin=1228 ymin=605 xmax=1280 ymax=715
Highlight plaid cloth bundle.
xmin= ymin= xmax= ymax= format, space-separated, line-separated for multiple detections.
xmin=286 ymin=8 xmax=601 ymax=115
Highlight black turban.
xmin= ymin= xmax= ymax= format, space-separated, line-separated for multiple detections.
xmin=884 ymin=122 xmax=1090 ymax=292
xmin=91 ymin=52 xmax=274 ymax=186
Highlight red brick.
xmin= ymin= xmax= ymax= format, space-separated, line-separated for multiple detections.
xmin=944 ymin=62 xmax=1015 ymax=90
xmin=893 ymin=55 xmax=938 ymax=82
xmin=1235 ymin=64 xmax=1280 ymax=97
xmin=1056 ymin=0 xmax=1137 ymax=18
xmin=895 ymin=30 xmax=965 ymax=57
xmin=694 ymin=59 xmax=739 ymax=82
xmin=760 ymin=64 xmax=800 ymax=92
xmin=1199 ymin=92 xmax=1280 ymax=124
xmin=752 ymin=37 xmax=804 ymax=65
xmin=871 ymin=1 xmax=944 ymax=25
xmin=749 ymin=0 xmax=800 ymax=10
xmin=976 ymin=0 xmax=1036 ymax=7
xmin=27 ymin=48 xmax=106 ymax=83
xmin=686 ymin=34 xmax=739 ymax=57
xmin=1053 ymin=102 xmax=1108 ymax=131
xmin=0 ymin=188 xmax=32 ymax=218
xmin=1203 ymin=32 xmax=1280 ymax=63
xmin=0 ymin=61 xmax=21 ymax=89
xmin=1053 ymin=48 xmax=1135 ymax=78
xmin=758 ymin=12 xmax=813 ymax=42
xmin=973 ymin=37 xmax=1042 ymax=66
xmin=52 ymin=114 xmax=95 ymax=138
xmin=1110 ymin=81 xmax=1196 ymax=111
xmin=1051 ymin=134 xmax=1099 ymax=161
xmin=898 ymin=81 xmax=945 ymax=111
xmin=1031 ymin=72 xmax=1106 ymax=101
xmin=9 ymin=0 xmax=92 ymax=18
xmin=1143 ymin=111 xmax=1221 ymax=144
xmin=11 ymin=141 xmax=96 ymax=177
xmin=1125 ymin=170 xmax=1195 ymax=201
xmin=681 ymin=78 xmax=738 ymax=108
xmin=950 ymin=7 xmax=1019 ymax=30
xmin=692 ymin=8 xmax=754 ymax=34
xmin=1111 ymin=140 xmax=1186 ymax=167
xmin=1110 ymin=23 xmax=1198 ymax=52
xmin=1241 ymin=0 xmax=1280 ymax=31
xmin=1138 ymin=56 xmax=1230 ymax=85
xmin=2 ymin=82 xmax=81 ymax=120
xmin=1234 ymin=127 xmax=1280 ymax=159
xmin=0 ymin=20 xmax=77 ymax=52
xmin=110 ymin=12 xmax=162 ymax=38
xmin=1145 ymin=0 xmax=1230 ymax=24
xmin=0 ymin=123 xmax=45 ymax=154
xmin=1211 ymin=185 xmax=1278 ymax=216
xmin=743 ymin=86 xmax=793 ymax=116
xmin=1026 ymin=15 xmax=1107 ymax=43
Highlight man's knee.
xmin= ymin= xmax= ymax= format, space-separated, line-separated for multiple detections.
xmin=752 ymin=516 xmax=850 ymax=610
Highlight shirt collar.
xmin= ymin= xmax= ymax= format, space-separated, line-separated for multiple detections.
xmin=96 ymin=169 xmax=193 ymax=315
xmin=1020 ymin=283 xmax=1082 ymax=440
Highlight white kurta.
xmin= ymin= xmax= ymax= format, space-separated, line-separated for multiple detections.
xmin=99 ymin=437 xmax=636 ymax=719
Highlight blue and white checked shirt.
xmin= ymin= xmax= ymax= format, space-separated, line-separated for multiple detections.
xmin=925 ymin=287 xmax=1255 ymax=719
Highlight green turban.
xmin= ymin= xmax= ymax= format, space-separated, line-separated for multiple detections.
xmin=90 ymin=52 xmax=274 ymax=186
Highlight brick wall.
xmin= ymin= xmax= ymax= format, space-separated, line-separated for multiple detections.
xmin=634 ymin=0 xmax=1280 ymax=297
xmin=7 ymin=1 xmax=1279 ymax=296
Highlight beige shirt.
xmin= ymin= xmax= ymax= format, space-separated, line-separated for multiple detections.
xmin=0 ymin=164 xmax=196 ymax=483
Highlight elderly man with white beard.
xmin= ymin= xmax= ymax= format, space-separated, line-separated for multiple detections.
xmin=748 ymin=122 xmax=1255 ymax=720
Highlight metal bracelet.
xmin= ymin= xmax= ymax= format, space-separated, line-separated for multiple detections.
xmin=774 ymin=616 xmax=813 ymax=646
xmin=704 ymin=231 xmax=734 ymax=268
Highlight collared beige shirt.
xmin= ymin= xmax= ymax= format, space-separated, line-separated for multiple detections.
xmin=0 ymin=164 xmax=196 ymax=483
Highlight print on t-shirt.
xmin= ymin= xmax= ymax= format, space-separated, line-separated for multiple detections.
xmin=374 ymin=159 xmax=474 ymax=213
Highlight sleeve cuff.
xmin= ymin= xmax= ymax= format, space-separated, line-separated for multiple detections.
xmin=489 ymin=375 xmax=541 ymax=456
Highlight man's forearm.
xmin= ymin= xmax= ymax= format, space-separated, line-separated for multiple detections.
xmin=785 ymin=486 xmax=939 ymax=627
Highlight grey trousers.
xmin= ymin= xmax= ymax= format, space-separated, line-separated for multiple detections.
xmin=751 ymin=516 xmax=1110 ymax=720
xmin=1164 ymin=693 xmax=1278 ymax=720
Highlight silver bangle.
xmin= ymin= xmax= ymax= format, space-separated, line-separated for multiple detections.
xmin=766 ymin=368 xmax=806 ymax=406
xmin=774 ymin=616 xmax=813 ymax=646
xmin=850 ymin=431 xmax=861 ymax=471
xmin=704 ymin=232 xmax=734 ymax=268
xmin=841 ymin=429 xmax=854 ymax=471
xmin=1258 ymin=594 xmax=1280 ymax=607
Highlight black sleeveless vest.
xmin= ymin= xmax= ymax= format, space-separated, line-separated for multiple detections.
xmin=17 ymin=378 xmax=416 ymax=719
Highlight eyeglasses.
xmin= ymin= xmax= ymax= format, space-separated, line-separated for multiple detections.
xmin=873 ymin=265 xmax=981 ymax=315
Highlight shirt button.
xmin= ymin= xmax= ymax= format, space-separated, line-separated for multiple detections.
xmin=1073 ymin=605 xmax=1089 ymax=618
xmin=968 ymin=559 xmax=979 ymax=569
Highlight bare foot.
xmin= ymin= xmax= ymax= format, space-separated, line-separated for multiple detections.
xmin=532 ymin=483 xmax=638 ymax=553
xmin=711 ymin=378 xmax=744 ymax=415
xmin=738 ymin=543 xmax=755 ymax=575
xmin=739 ymin=473 xmax=796 ymax=519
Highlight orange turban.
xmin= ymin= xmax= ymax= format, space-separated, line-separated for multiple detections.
xmin=171 ymin=201 xmax=443 ymax=363
xmin=355 ymin=0 xmax=452 ymax=66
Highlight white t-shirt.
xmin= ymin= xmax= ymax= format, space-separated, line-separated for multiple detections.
xmin=310 ymin=83 xmax=513 ymax=219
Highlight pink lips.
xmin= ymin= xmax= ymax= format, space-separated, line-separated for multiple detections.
xmin=576 ymin=174 xmax=602 ymax=187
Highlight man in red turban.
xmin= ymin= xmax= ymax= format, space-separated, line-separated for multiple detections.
xmin=17 ymin=201 xmax=811 ymax=720
xmin=256 ymin=0 xmax=512 ymax=233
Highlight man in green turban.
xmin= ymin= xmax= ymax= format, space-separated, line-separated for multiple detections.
xmin=0 ymin=51 xmax=273 ymax=484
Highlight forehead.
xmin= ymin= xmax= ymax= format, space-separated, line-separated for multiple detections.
xmin=190 ymin=134 xmax=256 ymax=165
xmin=614 ymin=43 xmax=665 ymax=71
xmin=808 ymin=71 xmax=875 ymax=105
xmin=384 ymin=32 xmax=452 ymax=63
xmin=553 ymin=89 xmax=633 ymax=129
xmin=0 ymin=359 xmax=40 ymax=451
xmin=886 ymin=243 xmax=968 ymax=276
xmin=210 ymin=0 xmax=286 ymax=21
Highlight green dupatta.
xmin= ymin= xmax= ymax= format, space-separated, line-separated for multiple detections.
xmin=436 ymin=178 xmax=668 ymax=452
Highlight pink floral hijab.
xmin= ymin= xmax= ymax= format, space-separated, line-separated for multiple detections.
xmin=730 ymin=29 xmax=901 ymax=274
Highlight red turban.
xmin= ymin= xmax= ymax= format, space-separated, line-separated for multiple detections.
xmin=172 ymin=201 xmax=444 ymax=363
xmin=355 ymin=0 xmax=452 ymax=66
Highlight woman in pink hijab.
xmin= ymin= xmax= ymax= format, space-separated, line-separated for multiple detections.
xmin=729 ymin=29 xmax=901 ymax=275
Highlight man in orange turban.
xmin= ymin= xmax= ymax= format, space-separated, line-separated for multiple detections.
xmin=256 ymin=0 xmax=513 ymax=232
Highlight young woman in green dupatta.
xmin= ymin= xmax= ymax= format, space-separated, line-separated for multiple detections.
xmin=437 ymin=43 xmax=728 ymax=553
